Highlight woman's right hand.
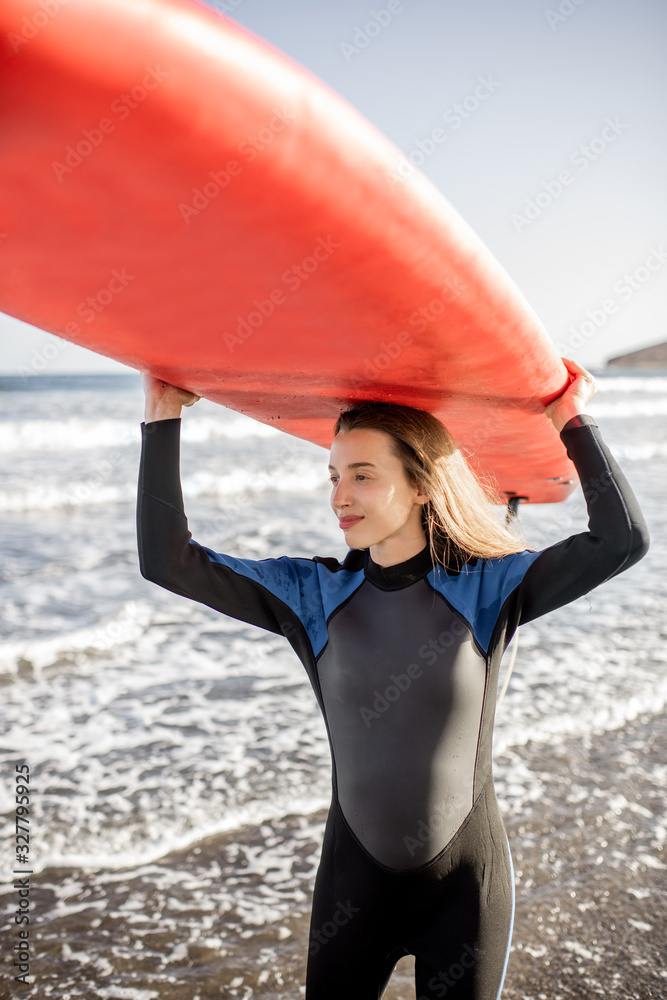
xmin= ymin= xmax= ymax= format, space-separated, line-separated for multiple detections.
xmin=142 ymin=372 xmax=201 ymax=422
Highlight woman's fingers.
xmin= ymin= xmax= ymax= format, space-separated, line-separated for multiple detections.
xmin=560 ymin=357 xmax=597 ymax=403
xmin=141 ymin=372 xmax=200 ymax=406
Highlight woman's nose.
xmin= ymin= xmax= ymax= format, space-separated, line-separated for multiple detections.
xmin=332 ymin=481 xmax=350 ymax=507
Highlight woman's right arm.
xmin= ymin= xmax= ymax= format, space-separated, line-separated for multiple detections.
xmin=137 ymin=376 xmax=306 ymax=639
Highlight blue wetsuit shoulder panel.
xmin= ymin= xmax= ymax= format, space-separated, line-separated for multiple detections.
xmin=427 ymin=550 xmax=542 ymax=655
xmin=193 ymin=545 xmax=365 ymax=658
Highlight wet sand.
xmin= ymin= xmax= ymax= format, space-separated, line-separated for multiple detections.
xmin=17 ymin=711 xmax=665 ymax=1000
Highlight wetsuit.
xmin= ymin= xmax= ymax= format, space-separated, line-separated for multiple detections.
xmin=136 ymin=413 xmax=649 ymax=999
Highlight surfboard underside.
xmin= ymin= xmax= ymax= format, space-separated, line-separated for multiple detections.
xmin=0 ymin=0 xmax=576 ymax=502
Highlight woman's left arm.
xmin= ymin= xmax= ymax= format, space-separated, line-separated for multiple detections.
xmin=515 ymin=358 xmax=650 ymax=625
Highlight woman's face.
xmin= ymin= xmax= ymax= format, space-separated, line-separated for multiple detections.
xmin=328 ymin=427 xmax=428 ymax=549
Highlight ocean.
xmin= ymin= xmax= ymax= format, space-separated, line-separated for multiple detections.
xmin=1 ymin=371 xmax=665 ymax=999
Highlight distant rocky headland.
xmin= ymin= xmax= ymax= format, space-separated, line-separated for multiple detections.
xmin=606 ymin=341 xmax=667 ymax=368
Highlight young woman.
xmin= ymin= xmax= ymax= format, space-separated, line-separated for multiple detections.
xmin=137 ymin=359 xmax=648 ymax=999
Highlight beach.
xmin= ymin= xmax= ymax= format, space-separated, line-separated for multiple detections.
xmin=1 ymin=372 xmax=665 ymax=998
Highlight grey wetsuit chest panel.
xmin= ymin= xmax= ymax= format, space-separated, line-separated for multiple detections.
xmin=317 ymin=577 xmax=487 ymax=869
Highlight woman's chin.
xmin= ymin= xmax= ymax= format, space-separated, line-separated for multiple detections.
xmin=346 ymin=528 xmax=373 ymax=548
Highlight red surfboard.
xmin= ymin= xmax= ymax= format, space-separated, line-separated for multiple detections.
xmin=0 ymin=0 xmax=576 ymax=502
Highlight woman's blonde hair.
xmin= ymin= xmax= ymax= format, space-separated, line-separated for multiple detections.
xmin=333 ymin=401 xmax=528 ymax=570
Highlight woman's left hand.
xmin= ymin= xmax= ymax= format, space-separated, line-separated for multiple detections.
xmin=545 ymin=357 xmax=597 ymax=432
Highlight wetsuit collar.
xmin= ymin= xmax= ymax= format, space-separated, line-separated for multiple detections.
xmin=363 ymin=541 xmax=434 ymax=589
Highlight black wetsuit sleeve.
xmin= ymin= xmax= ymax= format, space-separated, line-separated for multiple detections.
xmin=136 ymin=417 xmax=295 ymax=636
xmin=515 ymin=413 xmax=650 ymax=625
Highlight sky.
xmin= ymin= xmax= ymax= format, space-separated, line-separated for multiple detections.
xmin=2 ymin=0 xmax=666 ymax=373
